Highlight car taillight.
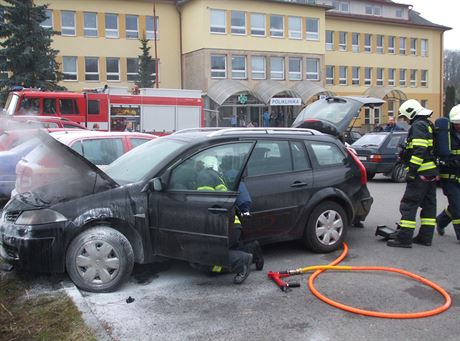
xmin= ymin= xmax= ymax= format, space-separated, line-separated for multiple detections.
xmin=369 ymin=154 xmax=382 ymax=162
xmin=347 ymin=147 xmax=367 ymax=185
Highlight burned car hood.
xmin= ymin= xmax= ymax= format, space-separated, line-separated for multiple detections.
xmin=292 ymin=96 xmax=385 ymax=136
xmin=12 ymin=130 xmax=119 ymax=207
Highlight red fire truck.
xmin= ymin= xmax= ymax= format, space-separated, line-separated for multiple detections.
xmin=2 ymin=86 xmax=204 ymax=134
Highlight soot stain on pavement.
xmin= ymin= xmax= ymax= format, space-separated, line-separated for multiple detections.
xmin=131 ymin=262 xmax=172 ymax=285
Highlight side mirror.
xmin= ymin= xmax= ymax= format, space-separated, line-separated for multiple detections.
xmin=141 ymin=177 xmax=163 ymax=193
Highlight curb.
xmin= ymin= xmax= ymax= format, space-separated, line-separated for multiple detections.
xmin=61 ymin=280 xmax=113 ymax=341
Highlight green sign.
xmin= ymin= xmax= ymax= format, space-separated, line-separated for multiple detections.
xmin=238 ymin=94 xmax=248 ymax=104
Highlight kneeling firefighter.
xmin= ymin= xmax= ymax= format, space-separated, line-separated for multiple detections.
xmin=436 ymin=104 xmax=460 ymax=241
xmin=387 ymin=99 xmax=439 ymax=248
xmin=195 ymin=158 xmax=263 ymax=284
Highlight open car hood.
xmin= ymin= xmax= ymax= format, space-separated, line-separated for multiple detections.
xmin=13 ymin=130 xmax=119 ymax=207
xmin=291 ymin=96 xmax=385 ymax=136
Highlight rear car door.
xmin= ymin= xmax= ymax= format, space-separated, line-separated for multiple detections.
xmin=242 ymin=139 xmax=314 ymax=241
xmin=149 ymin=141 xmax=253 ymax=266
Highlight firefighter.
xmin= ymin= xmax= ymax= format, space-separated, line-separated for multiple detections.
xmin=387 ymin=99 xmax=439 ymax=248
xmin=436 ymin=104 xmax=460 ymax=241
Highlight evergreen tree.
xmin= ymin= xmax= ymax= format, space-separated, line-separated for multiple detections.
xmin=136 ymin=36 xmax=156 ymax=88
xmin=444 ymin=85 xmax=456 ymax=117
xmin=0 ymin=0 xmax=63 ymax=99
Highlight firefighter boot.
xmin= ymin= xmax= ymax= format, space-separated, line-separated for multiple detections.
xmin=436 ymin=210 xmax=451 ymax=236
xmin=413 ymin=225 xmax=434 ymax=246
xmin=233 ymin=253 xmax=252 ymax=284
xmin=386 ymin=227 xmax=413 ymax=248
xmin=454 ymin=224 xmax=460 ymax=241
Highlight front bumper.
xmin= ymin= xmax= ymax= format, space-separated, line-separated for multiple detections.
xmin=0 ymin=218 xmax=67 ymax=273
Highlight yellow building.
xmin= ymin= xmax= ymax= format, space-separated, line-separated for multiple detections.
xmin=3 ymin=0 xmax=450 ymax=130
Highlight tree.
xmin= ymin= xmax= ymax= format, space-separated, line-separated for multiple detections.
xmin=135 ymin=36 xmax=156 ymax=88
xmin=444 ymin=50 xmax=460 ymax=101
xmin=444 ymin=85 xmax=456 ymax=117
xmin=0 ymin=0 xmax=63 ymax=100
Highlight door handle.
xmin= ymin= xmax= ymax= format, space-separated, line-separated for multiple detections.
xmin=208 ymin=207 xmax=228 ymax=213
xmin=291 ymin=181 xmax=308 ymax=188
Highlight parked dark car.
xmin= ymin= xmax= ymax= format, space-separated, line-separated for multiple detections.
xmin=351 ymin=131 xmax=408 ymax=182
xmin=0 ymin=127 xmax=372 ymax=292
xmin=342 ymin=130 xmax=363 ymax=145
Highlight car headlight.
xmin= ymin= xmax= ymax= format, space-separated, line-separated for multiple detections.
xmin=15 ymin=209 xmax=68 ymax=225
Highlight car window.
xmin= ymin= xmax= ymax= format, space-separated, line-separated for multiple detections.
xmin=130 ymin=137 xmax=151 ymax=149
xmin=43 ymin=98 xmax=57 ymax=115
xmin=169 ymin=142 xmax=253 ymax=191
xmin=70 ymin=140 xmax=83 ymax=155
xmin=291 ymin=141 xmax=310 ymax=171
xmin=247 ymin=140 xmax=291 ymax=176
xmin=18 ymin=97 xmax=40 ymax=115
xmin=80 ymin=138 xmax=124 ymax=165
xmin=60 ymin=99 xmax=79 ymax=115
xmin=42 ymin=122 xmax=60 ymax=128
xmin=308 ymin=141 xmax=346 ymax=167
xmin=351 ymin=134 xmax=387 ymax=147
xmin=386 ymin=135 xmax=402 ymax=149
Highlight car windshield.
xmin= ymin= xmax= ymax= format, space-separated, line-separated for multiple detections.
xmin=352 ymin=133 xmax=387 ymax=147
xmin=105 ymin=137 xmax=187 ymax=183
xmin=292 ymin=98 xmax=356 ymax=126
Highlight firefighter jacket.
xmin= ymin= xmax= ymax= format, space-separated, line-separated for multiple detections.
xmin=403 ymin=116 xmax=438 ymax=177
xmin=439 ymin=126 xmax=460 ymax=181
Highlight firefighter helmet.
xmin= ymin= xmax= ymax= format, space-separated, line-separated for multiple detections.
xmin=398 ymin=99 xmax=432 ymax=120
xmin=449 ymin=104 xmax=460 ymax=124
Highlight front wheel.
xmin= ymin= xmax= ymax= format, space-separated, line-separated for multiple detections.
xmin=303 ymin=201 xmax=348 ymax=253
xmin=66 ymin=226 xmax=134 ymax=293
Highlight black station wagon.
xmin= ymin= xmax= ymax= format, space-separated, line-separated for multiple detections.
xmin=0 ymin=127 xmax=372 ymax=292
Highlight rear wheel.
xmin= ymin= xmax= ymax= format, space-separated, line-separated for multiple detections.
xmin=66 ymin=226 xmax=134 ymax=293
xmin=304 ymin=201 xmax=348 ymax=253
xmin=391 ymin=163 xmax=407 ymax=183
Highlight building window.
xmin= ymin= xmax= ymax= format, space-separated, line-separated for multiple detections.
xmin=231 ymin=55 xmax=247 ymax=79
xmin=106 ymin=58 xmax=120 ymax=81
xmin=396 ymin=8 xmax=403 ymax=18
xmin=352 ymin=33 xmax=360 ymax=53
xmin=85 ymin=57 xmax=99 ymax=81
xmin=352 ymin=66 xmax=360 ymax=85
xmin=61 ymin=11 xmax=76 ymax=36
xmin=288 ymin=16 xmax=302 ymax=39
xmin=333 ymin=1 xmax=349 ymax=12
xmin=388 ymin=101 xmax=395 ymax=117
xmin=146 ymin=16 xmax=159 ymax=40
xmin=211 ymin=55 xmax=226 ymax=78
xmin=62 ymin=56 xmax=77 ymax=81
xmin=421 ymin=39 xmax=428 ymax=57
xmin=251 ymin=56 xmax=266 ymax=79
xmin=41 ymin=9 xmax=53 ymax=29
xmin=270 ymin=57 xmax=284 ymax=80
xmin=410 ymin=69 xmax=417 ymax=87
xmin=288 ymin=57 xmax=302 ymax=80
xmin=126 ymin=15 xmax=139 ymax=39
xmin=251 ymin=13 xmax=265 ymax=36
xmin=388 ymin=36 xmax=395 ymax=54
xmin=326 ymin=65 xmax=334 ymax=85
xmin=364 ymin=34 xmax=372 ymax=53
xmin=374 ymin=107 xmax=381 ymax=125
xmin=231 ymin=11 xmax=246 ymax=35
xmin=127 ymin=58 xmax=139 ymax=82
xmin=399 ymin=69 xmax=406 ymax=86
xmin=326 ymin=30 xmax=334 ymax=51
xmin=306 ymin=58 xmax=319 ymax=80
xmin=105 ymin=14 xmax=119 ymax=38
xmin=365 ymin=5 xmax=381 ymax=16
xmin=306 ymin=18 xmax=319 ymax=40
xmin=376 ymin=68 xmax=383 ymax=86
xmin=388 ymin=68 xmax=395 ymax=86
xmin=365 ymin=67 xmax=372 ymax=86
xmin=270 ymin=15 xmax=284 ymax=38
xmin=339 ymin=32 xmax=347 ymax=51
xmin=339 ymin=66 xmax=347 ymax=85
xmin=376 ymin=35 xmax=383 ymax=53
xmin=421 ymin=70 xmax=428 ymax=86
xmin=84 ymin=12 xmax=98 ymax=37
xmin=410 ymin=38 xmax=417 ymax=55
xmin=210 ymin=9 xmax=226 ymax=34
xmin=399 ymin=37 xmax=406 ymax=55
xmin=421 ymin=100 xmax=428 ymax=108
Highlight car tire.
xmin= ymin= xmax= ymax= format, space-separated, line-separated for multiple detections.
xmin=66 ymin=226 xmax=134 ymax=293
xmin=366 ymin=172 xmax=375 ymax=180
xmin=304 ymin=201 xmax=348 ymax=253
xmin=391 ymin=163 xmax=407 ymax=183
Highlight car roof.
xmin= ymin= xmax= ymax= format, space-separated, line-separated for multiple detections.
xmin=49 ymin=130 xmax=157 ymax=143
xmin=12 ymin=115 xmax=73 ymax=122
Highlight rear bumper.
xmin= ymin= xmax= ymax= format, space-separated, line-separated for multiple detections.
xmin=354 ymin=186 xmax=373 ymax=221
xmin=362 ymin=161 xmax=395 ymax=174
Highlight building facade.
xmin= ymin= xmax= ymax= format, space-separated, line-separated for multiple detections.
xmin=2 ymin=0 xmax=449 ymax=130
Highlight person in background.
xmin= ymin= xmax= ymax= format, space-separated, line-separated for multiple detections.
xmin=384 ymin=116 xmax=405 ymax=132
xmin=92 ymin=123 xmax=100 ymax=131
xmin=263 ymin=110 xmax=270 ymax=127
xmin=125 ymin=121 xmax=133 ymax=132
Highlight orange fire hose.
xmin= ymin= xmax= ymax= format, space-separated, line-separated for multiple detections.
xmin=269 ymin=243 xmax=452 ymax=319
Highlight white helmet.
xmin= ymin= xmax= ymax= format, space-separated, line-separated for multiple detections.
xmin=449 ymin=104 xmax=460 ymax=124
xmin=398 ymin=99 xmax=432 ymax=120
xmin=201 ymin=155 xmax=219 ymax=171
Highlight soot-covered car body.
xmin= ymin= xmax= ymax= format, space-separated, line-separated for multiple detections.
xmin=0 ymin=128 xmax=372 ymax=292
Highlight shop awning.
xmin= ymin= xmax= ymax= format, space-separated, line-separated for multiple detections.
xmin=291 ymin=81 xmax=335 ymax=104
xmin=207 ymin=80 xmax=253 ymax=106
xmin=253 ymin=81 xmax=297 ymax=105
xmin=363 ymin=86 xmax=407 ymax=101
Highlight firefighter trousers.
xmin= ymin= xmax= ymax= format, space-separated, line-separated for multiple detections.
xmin=397 ymin=177 xmax=437 ymax=243
xmin=438 ymin=180 xmax=460 ymax=240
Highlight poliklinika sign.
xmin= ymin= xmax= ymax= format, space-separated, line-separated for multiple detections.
xmin=270 ymin=98 xmax=302 ymax=106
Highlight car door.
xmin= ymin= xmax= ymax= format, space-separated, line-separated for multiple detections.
xmin=242 ymin=139 xmax=314 ymax=241
xmin=149 ymin=141 xmax=254 ymax=267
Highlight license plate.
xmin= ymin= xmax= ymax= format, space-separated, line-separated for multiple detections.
xmin=358 ymin=156 xmax=367 ymax=161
